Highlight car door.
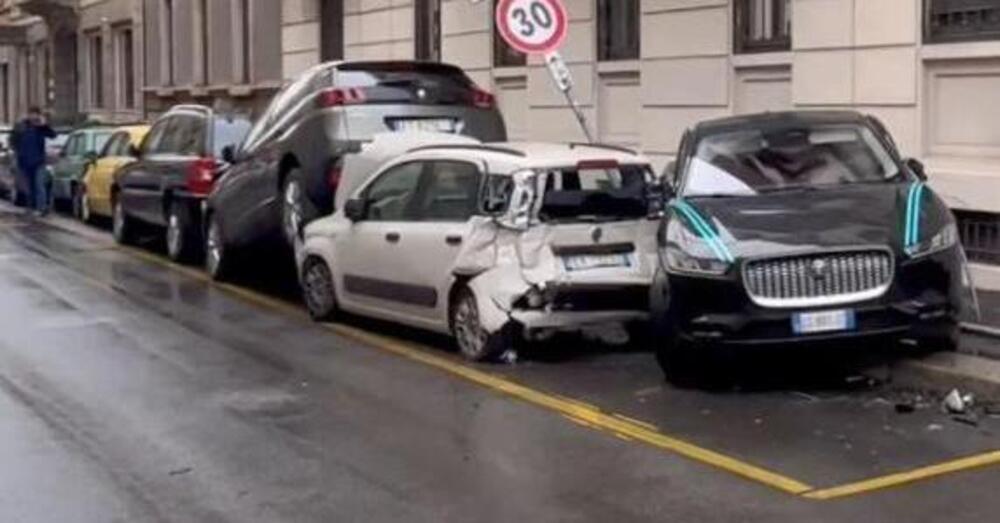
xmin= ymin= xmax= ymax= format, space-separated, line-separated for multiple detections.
xmin=391 ymin=159 xmax=485 ymax=325
xmin=333 ymin=160 xmax=430 ymax=323
xmin=88 ymin=132 xmax=128 ymax=216
xmin=120 ymin=117 xmax=176 ymax=224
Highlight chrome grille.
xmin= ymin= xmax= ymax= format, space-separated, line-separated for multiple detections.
xmin=743 ymin=250 xmax=894 ymax=308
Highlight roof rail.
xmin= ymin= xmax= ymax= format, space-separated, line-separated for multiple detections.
xmin=167 ymin=104 xmax=211 ymax=114
xmin=567 ymin=142 xmax=638 ymax=155
xmin=407 ymin=143 xmax=527 ymax=157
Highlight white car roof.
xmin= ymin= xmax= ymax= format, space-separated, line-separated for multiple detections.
xmin=402 ymin=141 xmax=651 ymax=174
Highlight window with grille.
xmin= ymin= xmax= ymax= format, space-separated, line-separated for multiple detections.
xmin=493 ymin=0 xmax=526 ymax=67
xmin=956 ymin=210 xmax=1000 ymax=265
xmin=597 ymin=0 xmax=640 ymax=61
xmin=734 ymin=0 xmax=791 ymax=54
xmin=925 ymin=0 xmax=1000 ymax=44
xmin=87 ymin=32 xmax=104 ymax=109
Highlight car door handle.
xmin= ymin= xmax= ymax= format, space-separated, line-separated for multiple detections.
xmin=385 ymin=232 xmax=401 ymax=243
xmin=445 ymin=235 xmax=463 ymax=246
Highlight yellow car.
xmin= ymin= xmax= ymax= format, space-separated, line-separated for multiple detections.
xmin=79 ymin=125 xmax=149 ymax=222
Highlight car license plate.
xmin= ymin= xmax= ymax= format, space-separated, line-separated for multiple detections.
xmin=791 ymin=309 xmax=856 ymax=335
xmin=390 ymin=118 xmax=458 ymax=133
xmin=562 ymin=253 xmax=632 ymax=272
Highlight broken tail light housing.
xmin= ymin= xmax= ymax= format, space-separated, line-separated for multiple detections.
xmin=186 ymin=157 xmax=217 ymax=197
xmin=317 ymin=87 xmax=368 ymax=108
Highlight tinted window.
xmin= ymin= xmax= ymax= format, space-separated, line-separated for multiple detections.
xmin=161 ymin=114 xmax=206 ymax=156
xmin=212 ymin=117 xmax=251 ymax=157
xmin=412 ymin=161 xmax=481 ymax=222
xmin=539 ymin=164 xmax=649 ymax=222
xmin=143 ymin=118 xmax=174 ymax=155
xmin=682 ymin=124 xmax=902 ymax=197
xmin=335 ymin=63 xmax=476 ymax=105
xmin=363 ymin=162 xmax=424 ymax=221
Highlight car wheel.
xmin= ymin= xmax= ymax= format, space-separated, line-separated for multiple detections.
xmin=166 ymin=202 xmax=197 ymax=262
xmin=112 ymin=197 xmax=136 ymax=245
xmin=450 ymin=288 xmax=511 ymax=362
xmin=301 ymin=256 xmax=338 ymax=321
xmin=204 ymin=214 xmax=231 ymax=281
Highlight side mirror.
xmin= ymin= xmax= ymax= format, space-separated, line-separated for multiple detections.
xmin=905 ymin=158 xmax=927 ymax=181
xmin=344 ymin=198 xmax=366 ymax=222
xmin=221 ymin=145 xmax=236 ymax=164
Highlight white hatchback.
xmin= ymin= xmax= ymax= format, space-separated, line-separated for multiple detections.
xmin=298 ymin=139 xmax=660 ymax=361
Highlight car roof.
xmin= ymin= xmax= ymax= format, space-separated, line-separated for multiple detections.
xmin=404 ymin=141 xmax=650 ymax=173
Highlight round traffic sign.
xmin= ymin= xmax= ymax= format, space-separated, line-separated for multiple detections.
xmin=495 ymin=0 xmax=568 ymax=55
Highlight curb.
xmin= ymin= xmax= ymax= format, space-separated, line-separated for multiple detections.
xmin=875 ymin=352 xmax=1000 ymax=401
xmin=963 ymin=322 xmax=1000 ymax=339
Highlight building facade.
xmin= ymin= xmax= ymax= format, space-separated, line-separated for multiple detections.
xmin=77 ymin=0 xmax=142 ymax=123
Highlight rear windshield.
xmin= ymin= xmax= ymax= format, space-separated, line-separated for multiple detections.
xmin=539 ymin=164 xmax=651 ymax=222
xmin=334 ymin=63 xmax=476 ymax=105
xmin=212 ymin=117 xmax=252 ymax=157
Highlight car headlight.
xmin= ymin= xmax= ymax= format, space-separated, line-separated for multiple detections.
xmin=906 ymin=223 xmax=958 ymax=258
xmin=664 ymin=245 xmax=731 ymax=276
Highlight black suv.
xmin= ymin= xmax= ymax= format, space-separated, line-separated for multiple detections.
xmin=112 ymin=105 xmax=251 ymax=262
xmin=203 ymin=60 xmax=507 ymax=279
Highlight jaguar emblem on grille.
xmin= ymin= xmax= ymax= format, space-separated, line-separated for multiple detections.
xmin=809 ymin=259 xmax=830 ymax=280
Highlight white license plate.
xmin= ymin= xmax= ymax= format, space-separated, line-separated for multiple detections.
xmin=791 ymin=309 xmax=856 ymax=335
xmin=390 ymin=118 xmax=458 ymax=133
xmin=562 ymin=253 xmax=632 ymax=272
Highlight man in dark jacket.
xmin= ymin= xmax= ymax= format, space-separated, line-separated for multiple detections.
xmin=10 ymin=106 xmax=56 ymax=215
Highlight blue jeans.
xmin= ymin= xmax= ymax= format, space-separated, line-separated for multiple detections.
xmin=19 ymin=163 xmax=48 ymax=212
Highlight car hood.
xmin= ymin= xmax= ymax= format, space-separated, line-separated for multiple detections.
xmin=672 ymin=182 xmax=950 ymax=259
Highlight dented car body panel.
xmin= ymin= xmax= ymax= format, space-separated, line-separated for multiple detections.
xmin=299 ymin=137 xmax=658 ymax=341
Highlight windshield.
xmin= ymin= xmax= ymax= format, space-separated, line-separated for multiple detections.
xmin=682 ymin=124 xmax=901 ymax=197
xmin=538 ymin=164 xmax=650 ymax=222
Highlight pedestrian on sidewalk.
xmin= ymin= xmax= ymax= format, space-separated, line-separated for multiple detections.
xmin=10 ymin=106 xmax=55 ymax=216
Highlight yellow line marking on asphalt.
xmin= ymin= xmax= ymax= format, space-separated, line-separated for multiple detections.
xmin=803 ymin=450 xmax=1000 ymax=500
xmin=90 ymin=240 xmax=1000 ymax=500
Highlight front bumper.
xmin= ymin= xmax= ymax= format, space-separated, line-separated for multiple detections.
xmin=657 ymin=247 xmax=965 ymax=347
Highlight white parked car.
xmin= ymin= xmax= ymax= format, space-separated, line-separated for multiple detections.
xmin=298 ymin=139 xmax=660 ymax=361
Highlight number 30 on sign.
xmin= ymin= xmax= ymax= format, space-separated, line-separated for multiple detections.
xmin=495 ymin=0 xmax=568 ymax=55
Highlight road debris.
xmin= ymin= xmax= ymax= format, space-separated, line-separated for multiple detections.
xmin=500 ymin=350 xmax=519 ymax=365
xmin=943 ymin=389 xmax=974 ymax=414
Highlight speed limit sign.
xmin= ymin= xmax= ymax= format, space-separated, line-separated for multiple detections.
xmin=495 ymin=0 xmax=568 ymax=55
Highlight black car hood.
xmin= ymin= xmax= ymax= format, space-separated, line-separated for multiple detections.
xmin=675 ymin=183 xmax=947 ymax=259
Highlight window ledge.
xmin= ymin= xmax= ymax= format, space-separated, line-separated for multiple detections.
xmin=731 ymin=52 xmax=792 ymax=68
xmin=492 ymin=66 xmax=528 ymax=80
xmin=597 ymin=60 xmax=640 ymax=75
xmin=922 ymin=41 xmax=1000 ymax=61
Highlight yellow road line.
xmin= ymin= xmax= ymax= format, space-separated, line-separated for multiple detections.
xmin=102 ymin=242 xmax=1000 ymax=500
xmin=803 ymin=450 xmax=1000 ymax=500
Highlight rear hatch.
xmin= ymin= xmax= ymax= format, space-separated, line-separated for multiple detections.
xmin=320 ymin=61 xmax=507 ymax=142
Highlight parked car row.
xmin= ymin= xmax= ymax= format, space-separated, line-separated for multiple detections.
xmin=10 ymin=59 xmax=978 ymax=382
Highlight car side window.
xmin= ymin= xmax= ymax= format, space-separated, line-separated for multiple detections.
xmin=64 ymin=134 xmax=83 ymax=156
xmin=92 ymin=132 xmax=112 ymax=154
xmin=362 ymin=162 xmax=425 ymax=222
xmin=143 ymin=118 xmax=174 ymax=155
xmin=100 ymin=133 xmax=124 ymax=157
xmin=411 ymin=161 xmax=482 ymax=222
xmin=165 ymin=114 xmax=207 ymax=156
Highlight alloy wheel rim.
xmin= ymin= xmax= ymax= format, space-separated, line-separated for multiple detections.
xmin=206 ymin=221 xmax=222 ymax=274
xmin=454 ymin=296 xmax=486 ymax=357
xmin=167 ymin=213 xmax=182 ymax=257
xmin=80 ymin=193 xmax=90 ymax=222
xmin=304 ymin=262 xmax=333 ymax=315
xmin=113 ymin=202 xmax=124 ymax=238
xmin=283 ymin=181 xmax=302 ymax=241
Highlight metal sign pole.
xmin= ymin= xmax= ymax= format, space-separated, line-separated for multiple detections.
xmin=545 ymin=52 xmax=593 ymax=143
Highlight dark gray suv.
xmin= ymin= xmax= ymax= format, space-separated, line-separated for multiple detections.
xmin=204 ymin=60 xmax=507 ymax=280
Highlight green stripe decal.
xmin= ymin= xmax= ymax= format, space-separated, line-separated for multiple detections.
xmin=671 ymin=199 xmax=735 ymax=263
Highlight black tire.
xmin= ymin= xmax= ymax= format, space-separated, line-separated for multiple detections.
xmin=301 ymin=256 xmax=338 ymax=321
xmin=111 ymin=196 xmax=137 ymax=245
xmin=450 ymin=287 xmax=513 ymax=362
xmin=281 ymin=168 xmax=317 ymax=246
xmin=204 ymin=213 xmax=232 ymax=281
xmin=655 ymin=335 xmax=702 ymax=389
xmin=166 ymin=201 xmax=199 ymax=263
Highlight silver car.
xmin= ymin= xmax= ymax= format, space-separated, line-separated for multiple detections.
xmin=298 ymin=138 xmax=659 ymax=361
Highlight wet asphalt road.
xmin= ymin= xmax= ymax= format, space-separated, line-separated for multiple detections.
xmin=1 ymin=204 xmax=1000 ymax=522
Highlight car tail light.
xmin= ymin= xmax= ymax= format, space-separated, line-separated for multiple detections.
xmin=186 ymin=157 xmax=217 ymax=196
xmin=470 ymin=87 xmax=496 ymax=109
xmin=317 ymin=87 xmax=367 ymax=108
xmin=577 ymin=159 xmax=620 ymax=170
xmin=328 ymin=165 xmax=343 ymax=192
